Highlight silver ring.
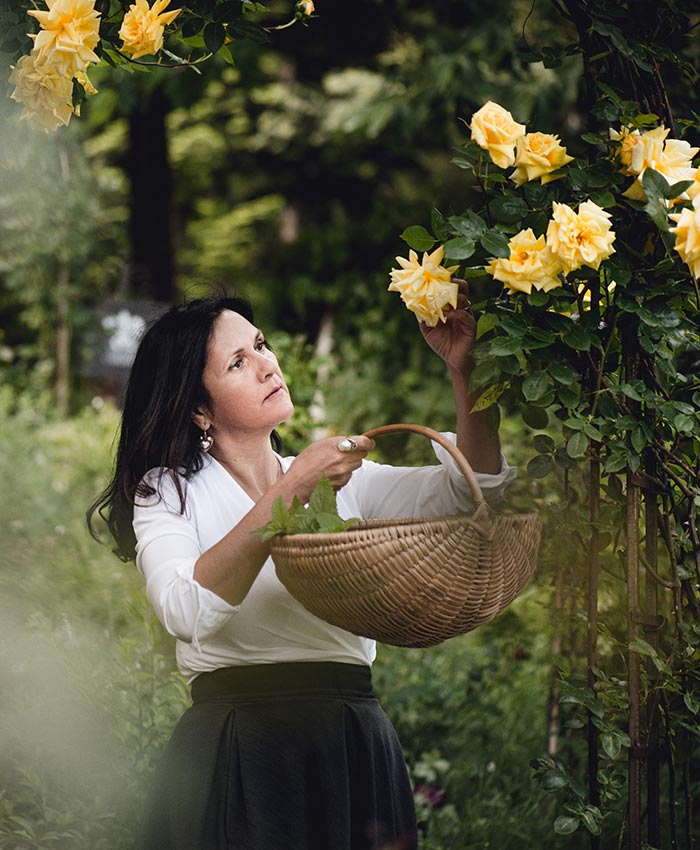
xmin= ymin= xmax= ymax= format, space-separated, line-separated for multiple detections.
xmin=337 ymin=438 xmax=358 ymax=453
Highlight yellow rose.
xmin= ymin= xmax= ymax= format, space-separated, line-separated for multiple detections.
xmin=609 ymin=126 xmax=641 ymax=174
xmin=656 ymin=139 xmax=699 ymax=192
xmin=119 ymin=0 xmax=181 ymax=59
xmin=614 ymin=127 xmax=698 ymax=202
xmin=296 ymin=0 xmax=315 ymax=14
xmin=509 ymin=132 xmax=574 ymax=187
xmin=546 ymin=200 xmax=616 ymax=273
xmin=9 ymin=53 xmax=75 ymax=132
xmin=27 ymin=0 xmax=101 ymax=77
xmin=486 ymin=229 xmax=563 ymax=295
xmin=686 ymin=169 xmax=700 ymax=204
xmin=628 ymin=126 xmax=668 ymax=175
xmin=669 ymin=198 xmax=700 ymax=279
xmin=470 ymin=101 xmax=526 ymax=169
xmin=624 ymin=128 xmax=700 ymax=201
xmin=388 ymin=245 xmax=460 ymax=326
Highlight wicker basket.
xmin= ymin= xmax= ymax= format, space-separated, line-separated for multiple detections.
xmin=271 ymin=423 xmax=541 ymax=648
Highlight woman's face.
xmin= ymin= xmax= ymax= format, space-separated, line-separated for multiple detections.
xmin=198 ymin=310 xmax=294 ymax=438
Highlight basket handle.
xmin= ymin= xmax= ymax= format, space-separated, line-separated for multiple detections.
xmin=362 ymin=423 xmax=486 ymax=508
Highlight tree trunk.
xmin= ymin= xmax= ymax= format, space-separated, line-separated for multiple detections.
xmin=125 ymin=84 xmax=175 ymax=302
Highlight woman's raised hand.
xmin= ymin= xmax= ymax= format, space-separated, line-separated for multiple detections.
xmin=419 ymin=279 xmax=476 ymax=373
xmin=284 ymin=434 xmax=375 ymax=503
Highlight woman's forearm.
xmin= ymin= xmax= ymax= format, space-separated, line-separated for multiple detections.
xmin=192 ymin=488 xmax=281 ymax=606
xmin=192 ymin=470 xmax=306 ymax=605
xmin=449 ymin=365 xmax=502 ymax=474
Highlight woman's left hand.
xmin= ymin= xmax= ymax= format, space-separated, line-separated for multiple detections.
xmin=419 ymin=279 xmax=476 ymax=373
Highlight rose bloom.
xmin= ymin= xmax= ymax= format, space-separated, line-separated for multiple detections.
xmin=627 ymin=126 xmax=668 ymax=175
xmin=9 ymin=52 xmax=75 ymax=132
xmin=487 ymin=229 xmax=563 ymax=295
xmin=470 ymin=101 xmax=526 ymax=169
xmin=656 ymin=139 xmax=699 ymax=193
xmin=119 ymin=0 xmax=181 ymax=59
xmin=389 ymin=245 xmax=459 ymax=326
xmin=546 ymin=200 xmax=616 ymax=273
xmin=296 ymin=0 xmax=315 ymax=14
xmin=669 ymin=197 xmax=700 ymax=279
xmin=610 ymin=126 xmax=668 ymax=177
xmin=686 ymin=169 xmax=700 ymax=204
xmin=613 ymin=126 xmax=698 ymax=201
xmin=609 ymin=126 xmax=642 ymax=173
xmin=509 ymin=132 xmax=574 ymax=187
xmin=27 ymin=0 xmax=100 ymax=77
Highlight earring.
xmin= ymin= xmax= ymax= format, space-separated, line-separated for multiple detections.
xmin=199 ymin=429 xmax=214 ymax=452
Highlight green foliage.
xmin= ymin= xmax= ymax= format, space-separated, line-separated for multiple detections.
xmin=0 ymin=394 xmax=188 ymax=850
xmin=373 ymin=595 xmax=578 ymax=849
xmin=256 ymin=477 xmax=358 ymax=539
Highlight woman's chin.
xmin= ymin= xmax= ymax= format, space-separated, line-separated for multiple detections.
xmin=275 ymin=402 xmax=295 ymax=426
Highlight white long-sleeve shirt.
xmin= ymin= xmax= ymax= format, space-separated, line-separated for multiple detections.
xmin=133 ymin=434 xmax=516 ymax=682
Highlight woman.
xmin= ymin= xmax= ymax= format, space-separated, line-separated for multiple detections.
xmin=88 ymin=288 xmax=515 ymax=850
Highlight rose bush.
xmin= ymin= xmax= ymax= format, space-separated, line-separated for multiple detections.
xmin=6 ymin=0 xmax=313 ymax=133
xmin=392 ymin=98 xmax=700 ymax=841
xmin=393 ymin=99 xmax=700 ymax=477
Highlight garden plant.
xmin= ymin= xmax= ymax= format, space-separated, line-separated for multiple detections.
xmin=389 ymin=10 xmax=700 ymax=843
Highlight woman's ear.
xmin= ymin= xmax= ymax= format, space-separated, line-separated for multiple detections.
xmin=192 ymin=406 xmax=212 ymax=432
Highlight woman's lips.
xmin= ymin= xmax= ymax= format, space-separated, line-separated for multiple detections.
xmin=264 ymin=385 xmax=286 ymax=401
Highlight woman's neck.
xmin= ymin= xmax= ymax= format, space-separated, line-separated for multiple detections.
xmin=209 ymin=432 xmax=281 ymax=501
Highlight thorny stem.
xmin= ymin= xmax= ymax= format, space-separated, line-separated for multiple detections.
xmin=658 ymin=499 xmax=684 ymax=627
xmin=687 ymin=503 xmax=700 ymax=583
xmin=683 ymin=732 xmax=693 ymax=848
xmin=473 ymin=152 xmax=495 ymax=228
xmin=652 ymin=451 xmax=696 ymax=499
xmin=267 ymin=14 xmax=306 ymax=31
xmin=662 ymin=691 xmax=679 ymax=850
xmin=639 ymin=551 xmax=679 ymax=591
xmin=111 ymin=45 xmax=212 ymax=70
xmin=589 ymin=312 xmax=619 ymax=418
xmin=692 ymin=276 xmax=700 ymax=314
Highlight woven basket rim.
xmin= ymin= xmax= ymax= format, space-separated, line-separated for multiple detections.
xmin=270 ymin=505 xmax=539 ymax=547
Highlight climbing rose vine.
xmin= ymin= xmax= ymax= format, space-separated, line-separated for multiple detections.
xmin=6 ymin=0 xmax=313 ymax=133
xmin=391 ymin=100 xmax=700 ymax=471
xmin=392 ymin=97 xmax=700 ymax=841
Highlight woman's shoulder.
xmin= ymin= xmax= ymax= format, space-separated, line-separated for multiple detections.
xmin=138 ymin=455 xmax=220 ymax=509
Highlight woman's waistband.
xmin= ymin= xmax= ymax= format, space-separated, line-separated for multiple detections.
xmin=190 ymin=661 xmax=374 ymax=705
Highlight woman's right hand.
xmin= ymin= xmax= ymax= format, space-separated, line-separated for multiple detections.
xmin=283 ymin=435 xmax=375 ymax=503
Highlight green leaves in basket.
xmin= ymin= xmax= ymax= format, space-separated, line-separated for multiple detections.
xmin=256 ymin=476 xmax=359 ymax=541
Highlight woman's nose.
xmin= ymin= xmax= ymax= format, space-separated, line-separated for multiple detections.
xmin=255 ymin=351 xmax=275 ymax=379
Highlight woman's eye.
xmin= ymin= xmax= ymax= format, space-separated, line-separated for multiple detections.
xmin=255 ymin=340 xmax=266 ymax=351
xmin=229 ymin=359 xmax=242 ymax=370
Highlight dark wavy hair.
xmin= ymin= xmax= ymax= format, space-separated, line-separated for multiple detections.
xmin=87 ymin=295 xmax=281 ymax=562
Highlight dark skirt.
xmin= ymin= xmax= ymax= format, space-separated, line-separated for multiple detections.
xmin=135 ymin=661 xmax=418 ymax=850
